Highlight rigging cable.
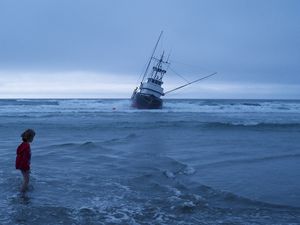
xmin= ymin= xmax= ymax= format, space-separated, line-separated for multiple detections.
xmin=169 ymin=66 xmax=190 ymax=83
xmin=164 ymin=72 xmax=217 ymax=95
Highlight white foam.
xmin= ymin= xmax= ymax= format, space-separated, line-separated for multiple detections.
xmin=0 ymin=99 xmax=299 ymax=116
xmin=164 ymin=101 xmax=300 ymax=113
xmin=182 ymin=201 xmax=196 ymax=208
xmin=168 ymin=187 xmax=182 ymax=196
xmin=182 ymin=166 xmax=196 ymax=175
xmin=164 ymin=171 xmax=176 ymax=179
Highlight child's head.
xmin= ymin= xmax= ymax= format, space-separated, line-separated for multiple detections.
xmin=21 ymin=129 xmax=36 ymax=143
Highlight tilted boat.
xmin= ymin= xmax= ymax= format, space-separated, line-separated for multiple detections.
xmin=131 ymin=32 xmax=217 ymax=109
xmin=131 ymin=32 xmax=168 ymax=109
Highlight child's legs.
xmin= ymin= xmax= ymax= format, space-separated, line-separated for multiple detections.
xmin=21 ymin=170 xmax=30 ymax=191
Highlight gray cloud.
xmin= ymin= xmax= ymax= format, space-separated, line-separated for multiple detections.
xmin=0 ymin=0 xmax=299 ymax=98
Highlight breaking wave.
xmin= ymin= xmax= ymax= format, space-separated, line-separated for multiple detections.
xmin=203 ymin=121 xmax=300 ymax=129
xmin=0 ymin=99 xmax=300 ymax=115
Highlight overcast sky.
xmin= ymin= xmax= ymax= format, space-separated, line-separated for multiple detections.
xmin=0 ymin=0 xmax=299 ymax=98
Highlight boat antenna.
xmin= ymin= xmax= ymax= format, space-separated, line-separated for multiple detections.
xmin=166 ymin=50 xmax=171 ymax=63
xmin=164 ymin=72 xmax=217 ymax=95
xmin=165 ymin=50 xmax=172 ymax=71
xmin=141 ymin=31 xmax=163 ymax=83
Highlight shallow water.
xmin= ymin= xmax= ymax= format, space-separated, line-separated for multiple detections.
xmin=0 ymin=99 xmax=300 ymax=224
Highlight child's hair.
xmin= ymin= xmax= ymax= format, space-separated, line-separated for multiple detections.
xmin=21 ymin=129 xmax=36 ymax=142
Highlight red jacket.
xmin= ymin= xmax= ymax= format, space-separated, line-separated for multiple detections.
xmin=15 ymin=142 xmax=31 ymax=171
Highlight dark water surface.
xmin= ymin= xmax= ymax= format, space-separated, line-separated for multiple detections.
xmin=0 ymin=99 xmax=300 ymax=224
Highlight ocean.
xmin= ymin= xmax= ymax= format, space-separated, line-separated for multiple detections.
xmin=0 ymin=99 xmax=299 ymax=225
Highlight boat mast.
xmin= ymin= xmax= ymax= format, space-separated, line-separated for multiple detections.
xmin=141 ymin=31 xmax=163 ymax=83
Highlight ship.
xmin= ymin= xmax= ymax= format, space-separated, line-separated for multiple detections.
xmin=131 ymin=32 xmax=168 ymax=109
xmin=131 ymin=32 xmax=217 ymax=109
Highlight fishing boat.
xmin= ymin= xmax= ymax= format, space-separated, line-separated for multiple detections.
xmin=131 ymin=32 xmax=217 ymax=109
xmin=131 ymin=32 xmax=168 ymax=109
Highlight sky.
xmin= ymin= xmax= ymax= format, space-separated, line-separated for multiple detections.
xmin=0 ymin=0 xmax=299 ymax=99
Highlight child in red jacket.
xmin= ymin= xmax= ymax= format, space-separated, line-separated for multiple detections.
xmin=16 ymin=129 xmax=35 ymax=192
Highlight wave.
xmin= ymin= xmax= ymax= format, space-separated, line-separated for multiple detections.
xmin=0 ymin=99 xmax=300 ymax=115
xmin=242 ymin=103 xmax=262 ymax=106
xmin=126 ymin=154 xmax=300 ymax=212
xmin=91 ymin=121 xmax=300 ymax=130
xmin=1 ymin=99 xmax=59 ymax=106
xmin=204 ymin=121 xmax=300 ymax=129
xmin=102 ymin=133 xmax=137 ymax=144
xmin=46 ymin=141 xmax=97 ymax=149
xmin=197 ymin=153 xmax=300 ymax=169
xmin=191 ymin=184 xmax=300 ymax=211
xmin=126 ymin=161 xmax=300 ymax=225
xmin=163 ymin=99 xmax=300 ymax=113
xmin=39 ymin=134 xmax=138 ymax=150
xmin=163 ymin=165 xmax=196 ymax=179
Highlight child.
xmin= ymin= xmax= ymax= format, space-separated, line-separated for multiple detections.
xmin=15 ymin=129 xmax=36 ymax=192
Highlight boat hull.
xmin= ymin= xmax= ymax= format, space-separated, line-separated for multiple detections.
xmin=131 ymin=93 xmax=163 ymax=109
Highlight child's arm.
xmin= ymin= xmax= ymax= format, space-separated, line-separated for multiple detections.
xmin=22 ymin=144 xmax=31 ymax=170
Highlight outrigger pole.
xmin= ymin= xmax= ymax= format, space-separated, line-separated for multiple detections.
xmin=141 ymin=31 xmax=163 ymax=83
xmin=164 ymin=72 xmax=217 ymax=95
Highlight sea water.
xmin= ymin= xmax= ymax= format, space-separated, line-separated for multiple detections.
xmin=0 ymin=99 xmax=299 ymax=224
